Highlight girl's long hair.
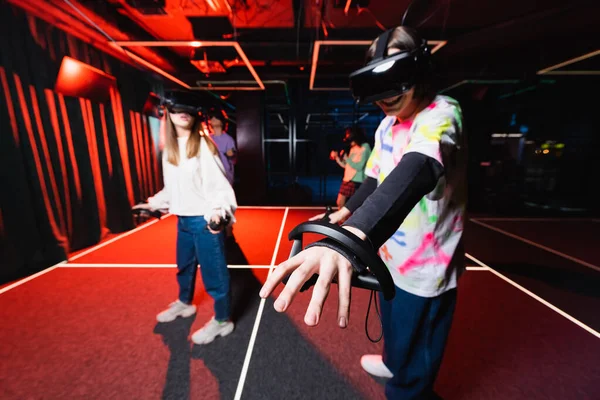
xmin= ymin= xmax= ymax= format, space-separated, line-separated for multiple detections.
xmin=164 ymin=113 xmax=218 ymax=165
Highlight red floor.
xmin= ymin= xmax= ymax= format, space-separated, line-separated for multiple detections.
xmin=69 ymin=208 xmax=286 ymax=265
xmin=274 ymin=209 xmax=331 ymax=263
xmin=0 ymin=268 xmax=253 ymax=400
xmin=2 ymin=208 xmax=599 ymax=399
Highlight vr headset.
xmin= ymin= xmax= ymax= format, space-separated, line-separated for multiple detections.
xmin=349 ymin=29 xmax=431 ymax=104
xmin=161 ymin=91 xmax=204 ymax=115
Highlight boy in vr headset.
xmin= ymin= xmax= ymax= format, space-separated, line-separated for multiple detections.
xmin=260 ymin=26 xmax=466 ymax=399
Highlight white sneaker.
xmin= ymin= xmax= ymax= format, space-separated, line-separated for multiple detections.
xmin=191 ymin=317 xmax=235 ymax=345
xmin=156 ymin=300 xmax=197 ymax=323
xmin=361 ymin=354 xmax=394 ymax=379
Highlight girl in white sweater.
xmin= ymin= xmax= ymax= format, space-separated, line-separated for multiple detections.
xmin=134 ymin=92 xmax=237 ymax=345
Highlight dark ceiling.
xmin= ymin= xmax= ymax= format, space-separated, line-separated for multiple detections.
xmin=8 ymin=0 xmax=600 ymax=96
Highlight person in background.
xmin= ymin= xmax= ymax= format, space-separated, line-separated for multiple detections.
xmin=330 ymin=127 xmax=372 ymax=208
xmin=209 ymin=112 xmax=237 ymax=186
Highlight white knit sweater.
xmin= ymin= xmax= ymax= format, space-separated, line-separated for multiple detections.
xmin=148 ymin=135 xmax=237 ymax=223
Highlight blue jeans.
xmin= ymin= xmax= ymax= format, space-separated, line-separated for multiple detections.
xmin=176 ymin=216 xmax=230 ymax=321
xmin=379 ymin=287 xmax=457 ymax=400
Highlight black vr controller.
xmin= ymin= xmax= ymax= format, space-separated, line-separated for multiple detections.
xmin=208 ymin=214 xmax=231 ymax=232
xmin=283 ymin=206 xmax=395 ymax=301
xmin=131 ymin=204 xmax=166 ymax=220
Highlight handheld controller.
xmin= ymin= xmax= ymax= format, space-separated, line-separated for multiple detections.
xmin=131 ymin=204 xmax=165 ymax=221
xmin=208 ymin=214 xmax=231 ymax=232
xmin=283 ymin=206 xmax=395 ymax=301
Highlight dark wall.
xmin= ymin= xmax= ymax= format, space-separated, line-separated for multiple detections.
xmin=0 ymin=3 xmax=162 ymax=283
xmin=234 ymin=92 xmax=267 ymax=204
xmin=449 ymin=78 xmax=600 ymax=215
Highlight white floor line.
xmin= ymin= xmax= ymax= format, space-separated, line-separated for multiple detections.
xmin=472 ymin=217 xmax=598 ymax=222
xmin=237 ymin=206 xmax=335 ymax=210
xmin=234 ymin=207 xmax=289 ymax=400
xmin=59 ymin=263 xmax=271 ymax=269
xmin=466 ymin=253 xmax=600 ymax=340
xmin=470 ymin=218 xmax=600 ymax=273
xmin=69 ymin=215 xmax=172 ymax=262
xmin=236 ymin=206 xmax=287 ymax=209
xmin=0 ymin=260 xmax=66 ymax=295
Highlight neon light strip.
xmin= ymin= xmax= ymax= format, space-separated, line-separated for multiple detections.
xmin=309 ymin=41 xmax=323 ymax=91
xmin=439 ymin=79 xmax=521 ymax=93
xmin=191 ymin=87 xmax=263 ymax=91
xmin=109 ymin=44 xmax=191 ymax=89
xmin=309 ymin=40 xmax=447 ymax=91
xmin=112 ymin=41 xmax=264 ymax=89
xmin=537 ymin=49 xmax=600 ymax=75
xmin=344 ymin=0 xmax=352 ymax=15
xmin=538 ymin=71 xmax=600 ymax=76
xmin=113 ymin=41 xmax=233 ymax=47
xmin=232 ymin=42 xmax=265 ymax=89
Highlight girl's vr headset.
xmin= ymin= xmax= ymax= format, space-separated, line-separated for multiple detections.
xmin=349 ymin=29 xmax=431 ymax=104
xmin=162 ymin=91 xmax=204 ymax=115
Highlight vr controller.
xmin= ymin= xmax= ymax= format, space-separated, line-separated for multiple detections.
xmin=131 ymin=203 xmax=230 ymax=232
xmin=283 ymin=206 xmax=395 ymax=301
xmin=329 ymin=147 xmax=349 ymax=161
xmin=131 ymin=204 xmax=166 ymax=220
xmin=208 ymin=214 xmax=231 ymax=232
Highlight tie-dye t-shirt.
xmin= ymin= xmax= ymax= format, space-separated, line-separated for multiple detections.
xmin=366 ymin=95 xmax=467 ymax=297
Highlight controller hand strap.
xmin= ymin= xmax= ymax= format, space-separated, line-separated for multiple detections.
xmin=305 ymin=238 xmax=366 ymax=274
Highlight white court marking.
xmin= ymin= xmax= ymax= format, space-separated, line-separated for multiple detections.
xmin=61 ymin=263 xmax=272 ymax=269
xmin=234 ymin=207 xmax=289 ymax=400
xmin=470 ymin=218 xmax=600 ymax=274
xmin=237 ymin=206 xmax=336 ymax=210
xmin=0 ymin=261 xmax=66 ymax=295
xmin=466 ymin=253 xmax=600 ymax=340
xmin=1 ymin=214 xmax=172 ymax=295
xmin=58 ymin=264 xmax=484 ymax=270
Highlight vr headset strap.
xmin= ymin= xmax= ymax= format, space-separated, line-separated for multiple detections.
xmin=372 ymin=29 xmax=393 ymax=62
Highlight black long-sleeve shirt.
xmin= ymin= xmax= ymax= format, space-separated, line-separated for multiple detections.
xmin=342 ymin=152 xmax=444 ymax=249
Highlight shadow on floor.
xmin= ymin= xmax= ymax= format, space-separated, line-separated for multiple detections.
xmin=153 ymin=268 xmax=372 ymax=400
